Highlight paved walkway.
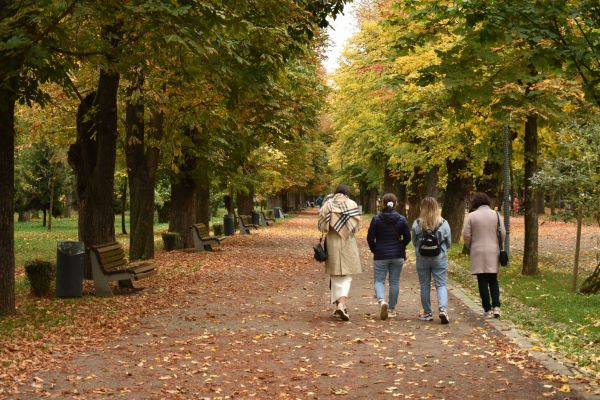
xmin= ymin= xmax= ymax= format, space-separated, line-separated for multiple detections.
xmin=12 ymin=211 xmax=586 ymax=399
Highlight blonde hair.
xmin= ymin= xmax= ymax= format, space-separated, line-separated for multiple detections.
xmin=419 ymin=197 xmax=443 ymax=230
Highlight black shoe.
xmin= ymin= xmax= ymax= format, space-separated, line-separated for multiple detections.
xmin=335 ymin=307 xmax=350 ymax=321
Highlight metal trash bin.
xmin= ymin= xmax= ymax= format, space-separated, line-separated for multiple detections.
xmin=223 ymin=214 xmax=235 ymax=236
xmin=56 ymin=241 xmax=84 ymax=298
xmin=251 ymin=211 xmax=260 ymax=226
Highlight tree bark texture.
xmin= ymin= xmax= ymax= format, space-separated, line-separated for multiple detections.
xmin=476 ymin=160 xmax=503 ymax=208
xmin=126 ymin=87 xmax=161 ymax=260
xmin=68 ymin=70 xmax=119 ymax=278
xmin=0 ymin=91 xmax=16 ymax=316
xmin=196 ymin=168 xmax=211 ymax=226
xmin=237 ymin=190 xmax=254 ymax=215
xmin=407 ymin=167 xmax=437 ymax=226
xmin=441 ymin=158 xmax=471 ymax=243
xmin=383 ymin=168 xmax=407 ymax=216
xmin=522 ymin=114 xmax=539 ymax=275
xmin=121 ymin=179 xmax=127 ymax=235
xmin=169 ymin=172 xmax=196 ymax=248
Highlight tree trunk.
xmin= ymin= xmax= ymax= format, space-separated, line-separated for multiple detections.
xmin=126 ymin=78 xmax=161 ymax=260
xmin=121 ymin=178 xmax=127 ymax=235
xmin=407 ymin=168 xmax=429 ymax=226
xmin=442 ymin=158 xmax=471 ymax=243
xmin=363 ymin=188 xmax=376 ymax=214
xmin=425 ymin=166 xmax=439 ymax=198
xmin=68 ymin=70 xmax=120 ymax=278
xmin=169 ymin=172 xmax=196 ymax=248
xmin=196 ymin=167 xmax=210 ymax=226
xmin=573 ymin=207 xmax=582 ymax=292
xmin=522 ymin=114 xmax=539 ymax=275
xmin=384 ymin=168 xmax=407 ymax=215
xmin=48 ymin=175 xmax=55 ymax=232
xmin=0 ymin=91 xmax=16 ymax=316
xmin=18 ymin=211 xmax=30 ymax=222
xmin=237 ymin=190 xmax=254 ymax=215
xmin=42 ymin=209 xmax=47 ymax=227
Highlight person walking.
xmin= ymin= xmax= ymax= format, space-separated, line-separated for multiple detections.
xmin=412 ymin=197 xmax=452 ymax=324
xmin=367 ymin=193 xmax=411 ymax=320
xmin=318 ymin=184 xmax=362 ymax=321
xmin=462 ymin=192 xmax=506 ymax=318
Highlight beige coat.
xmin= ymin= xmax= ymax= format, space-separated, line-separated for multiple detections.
xmin=318 ymin=197 xmax=362 ymax=276
xmin=462 ymin=205 xmax=506 ymax=274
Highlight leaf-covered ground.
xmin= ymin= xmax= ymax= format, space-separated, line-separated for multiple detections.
xmin=1 ymin=211 xmax=596 ymax=399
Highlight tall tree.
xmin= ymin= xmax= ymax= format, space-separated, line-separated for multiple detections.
xmin=0 ymin=0 xmax=75 ymax=315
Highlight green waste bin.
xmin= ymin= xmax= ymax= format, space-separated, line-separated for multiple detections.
xmin=56 ymin=241 xmax=84 ymax=298
xmin=223 ymin=214 xmax=235 ymax=236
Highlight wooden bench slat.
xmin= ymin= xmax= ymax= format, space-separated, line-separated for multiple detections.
xmin=133 ymin=269 xmax=157 ymax=280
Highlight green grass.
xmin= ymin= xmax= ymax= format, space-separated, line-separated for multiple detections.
xmin=448 ymin=245 xmax=600 ymax=373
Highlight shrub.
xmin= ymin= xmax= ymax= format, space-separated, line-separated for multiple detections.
xmin=24 ymin=259 xmax=54 ymax=297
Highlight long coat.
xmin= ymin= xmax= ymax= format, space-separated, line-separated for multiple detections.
xmin=462 ymin=205 xmax=506 ymax=274
xmin=318 ymin=196 xmax=362 ymax=276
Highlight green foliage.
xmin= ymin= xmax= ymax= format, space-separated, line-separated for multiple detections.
xmin=24 ymin=259 xmax=54 ymax=297
xmin=15 ymin=140 xmax=67 ymax=215
xmin=532 ymin=112 xmax=600 ymax=221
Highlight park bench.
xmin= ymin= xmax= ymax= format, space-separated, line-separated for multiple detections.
xmin=89 ymin=242 xmax=157 ymax=297
xmin=190 ymin=223 xmax=226 ymax=251
xmin=260 ymin=211 xmax=276 ymax=226
xmin=238 ymin=215 xmax=259 ymax=235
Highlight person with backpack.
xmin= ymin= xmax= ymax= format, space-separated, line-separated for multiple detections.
xmin=411 ymin=197 xmax=452 ymax=324
xmin=367 ymin=193 xmax=411 ymax=320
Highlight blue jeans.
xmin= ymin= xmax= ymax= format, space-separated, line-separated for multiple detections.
xmin=374 ymin=258 xmax=404 ymax=311
xmin=416 ymin=256 xmax=448 ymax=314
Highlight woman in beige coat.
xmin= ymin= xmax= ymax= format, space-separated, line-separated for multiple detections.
xmin=462 ymin=192 xmax=506 ymax=318
xmin=318 ymin=184 xmax=362 ymax=321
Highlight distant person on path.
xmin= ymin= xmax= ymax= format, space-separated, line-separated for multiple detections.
xmin=367 ymin=193 xmax=411 ymax=320
xmin=411 ymin=197 xmax=452 ymax=324
xmin=462 ymin=192 xmax=506 ymax=318
xmin=512 ymin=196 xmax=520 ymax=216
xmin=318 ymin=184 xmax=362 ymax=321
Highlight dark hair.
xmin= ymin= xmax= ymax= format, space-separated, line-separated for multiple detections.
xmin=470 ymin=192 xmax=491 ymax=210
xmin=381 ymin=193 xmax=398 ymax=212
xmin=334 ymin=184 xmax=351 ymax=196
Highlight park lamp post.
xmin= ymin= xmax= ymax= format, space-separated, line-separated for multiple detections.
xmin=502 ymin=125 xmax=511 ymax=256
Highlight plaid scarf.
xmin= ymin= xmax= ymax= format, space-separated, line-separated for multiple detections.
xmin=318 ymin=193 xmax=361 ymax=239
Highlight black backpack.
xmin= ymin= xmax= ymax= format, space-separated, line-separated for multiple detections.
xmin=418 ymin=219 xmax=443 ymax=257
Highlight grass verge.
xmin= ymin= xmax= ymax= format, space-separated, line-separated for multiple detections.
xmin=448 ymin=245 xmax=600 ymax=377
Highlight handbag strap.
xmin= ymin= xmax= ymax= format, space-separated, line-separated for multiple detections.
xmin=496 ymin=212 xmax=504 ymax=251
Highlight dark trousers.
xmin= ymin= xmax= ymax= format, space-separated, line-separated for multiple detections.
xmin=476 ymin=273 xmax=500 ymax=311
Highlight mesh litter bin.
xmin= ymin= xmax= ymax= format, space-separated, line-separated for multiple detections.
xmin=56 ymin=241 xmax=84 ymax=298
xmin=223 ymin=214 xmax=235 ymax=236
xmin=251 ymin=211 xmax=260 ymax=226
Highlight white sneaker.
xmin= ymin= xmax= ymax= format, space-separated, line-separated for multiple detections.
xmin=439 ymin=308 xmax=450 ymax=324
xmin=493 ymin=307 xmax=501 ymax=318
xmin=481 ymin=310 xmax=494 ymax=319
xmin=388 ymin=311 xmax=396 ymax=318
xmin=379 ymin=301 xmax=389 ymax=320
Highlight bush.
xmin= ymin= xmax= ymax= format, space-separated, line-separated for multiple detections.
xmin=161 ymin=232 xmax=182 ymax=251
xmin=24 ymin=259 xmax=54 ymax=297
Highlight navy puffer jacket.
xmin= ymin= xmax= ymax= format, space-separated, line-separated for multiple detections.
xmin=367 ymin=210 xmax=411 ymax=260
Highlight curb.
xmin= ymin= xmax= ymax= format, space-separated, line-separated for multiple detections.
xmin=448 ymin=278 xmax=598 ymax=400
